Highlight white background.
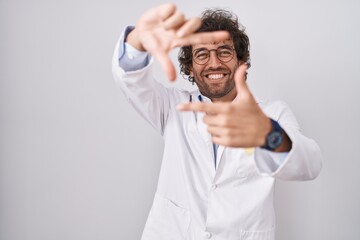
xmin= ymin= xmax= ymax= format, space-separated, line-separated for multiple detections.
xmin=0 ymin=0 xmax=359 ymax=239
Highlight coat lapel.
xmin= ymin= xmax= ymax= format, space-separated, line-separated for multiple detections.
xmin=215 ymin=145 xmax=225 ymax=169
xmin=196 ymin=107 xmax=215 ymax=161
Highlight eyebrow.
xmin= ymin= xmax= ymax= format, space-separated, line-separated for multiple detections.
xmin=193 ymin=45 xmax=234 ymax=53
xmin=193 ymin=47 xmax=208 ymax=54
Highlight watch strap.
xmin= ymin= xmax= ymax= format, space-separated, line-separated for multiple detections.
xmin=261 ymin=119 xmax=283 ymax=151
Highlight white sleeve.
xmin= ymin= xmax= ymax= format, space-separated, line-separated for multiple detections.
xmin=254 ymin=150 xmax=288 ymax=172
xmin=116 ymin=25 xmax=150 ymax=72
xmin=112 ymin=26 xmax=171 ymax=135
xmin=254 ymin=101 xmax=323 ymax=181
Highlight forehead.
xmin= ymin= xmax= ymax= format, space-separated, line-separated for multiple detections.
xmin=192 ymin=39 xmax=234 ymax=50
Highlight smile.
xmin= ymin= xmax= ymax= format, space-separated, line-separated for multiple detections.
xmin=206 ymin=73 xmax=226 ymax=80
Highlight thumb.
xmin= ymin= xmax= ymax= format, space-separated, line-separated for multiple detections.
xmin=234 ymin=64 xmax=251 ymax=100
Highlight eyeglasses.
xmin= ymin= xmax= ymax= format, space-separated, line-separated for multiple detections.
xmin=192 ymin=45 xmax=235 ymax=65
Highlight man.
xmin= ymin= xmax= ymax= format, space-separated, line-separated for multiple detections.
xmin=112 ymin=3 xmax=322 ymax=240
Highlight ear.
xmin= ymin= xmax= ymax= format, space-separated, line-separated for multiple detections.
xmin=189 ymin=67 xmax=193 ymax=77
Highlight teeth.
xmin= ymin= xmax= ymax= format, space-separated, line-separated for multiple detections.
xmin=208 ymin=74 xmax=224 ymax=79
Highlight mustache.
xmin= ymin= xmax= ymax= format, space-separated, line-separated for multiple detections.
xmin=202 ymin=67 xmax=230 ymax=75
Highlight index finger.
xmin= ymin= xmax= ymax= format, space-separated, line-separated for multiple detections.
xmin=172 ymin=31 xmax=230 ymax=48
xmin=176 ymin=102 xmax=228 ymax=114
xmin=153 ymin=51 xmax=176 ymax=81
xmin=175 ymin=17 xmax=201 ymax=37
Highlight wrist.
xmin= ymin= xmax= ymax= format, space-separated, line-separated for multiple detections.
xmin=258 ymin=117 xmax=272 ymax=146
xmin=125 ymin=28 xmax=146 ymax=52
xmin=261 ymin=118 xmax=284 ymax=151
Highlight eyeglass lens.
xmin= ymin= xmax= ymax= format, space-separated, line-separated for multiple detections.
xmin=193 ymin=46 xmax=234 ymax=65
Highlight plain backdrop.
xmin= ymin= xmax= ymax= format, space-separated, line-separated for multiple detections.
xmin=1 ymin=0 xmax=359 ymax=239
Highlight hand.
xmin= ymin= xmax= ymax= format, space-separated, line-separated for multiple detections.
xmin=126 ymin=3 xmax=229 ymax=81
xmin=177 ymin=64 xmax=272 ymax=148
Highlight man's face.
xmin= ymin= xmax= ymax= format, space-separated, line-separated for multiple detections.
xmin=190 ymin=40 xmax=240 ymax=102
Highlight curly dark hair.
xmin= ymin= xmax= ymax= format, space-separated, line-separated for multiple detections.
xmin=178 ymin=9 xmax=251 ymax=83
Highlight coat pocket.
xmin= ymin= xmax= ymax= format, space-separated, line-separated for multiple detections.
xmin=142 ymin=193 xmax=190 ymax=240
xmin=239 ymin=226 xmax=275 ymax=240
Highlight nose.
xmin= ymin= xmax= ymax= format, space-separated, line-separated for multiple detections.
xmin=207 ymin=50 xmax=222 ymax=67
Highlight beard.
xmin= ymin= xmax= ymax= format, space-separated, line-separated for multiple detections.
xmin=193 ymin=66 xmax=237 ymax=99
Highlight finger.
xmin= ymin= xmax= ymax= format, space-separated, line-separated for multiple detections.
xmin=212 ymin=135 xmax=233 ymax=147
xmin=141 ymin=3 xmax=176 ymax=25
xmin=172 ymin=31 xmax=230 ymax=48
xmin=153 ymin=51 xmax=177 ymax=81
xmin=234 ymin=63 xmax=253 ymax=101
xmin=212 ymin=135 xmax=248 ymax=148
xmin=207 ymin=126 xmax=222 ymax=138
xmin=207 ymin=125 xmax=233 ymax=137
xmin=156 ymin=3 xmax=177 ymax=21
xmin=234 ymin=63 xmax=247 ymax=93
xmin=163 ymin=11 xmax=186 ymax=30
xmin=203 ymin=114 xmax=221 ymax=126
xmin=176 ymin=17 xmax=201 ymax=37
xmin=177 ymin=102 xmax=227 ymax=114
xmin=203 ymin=114 xmax=236 ymax=127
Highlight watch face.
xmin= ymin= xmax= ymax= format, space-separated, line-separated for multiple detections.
xmin=268 ymin=131 xmax=283 ymax=149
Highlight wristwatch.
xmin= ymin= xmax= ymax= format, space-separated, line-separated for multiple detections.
xmin=261 ymin=119 xmax=283 ymax=151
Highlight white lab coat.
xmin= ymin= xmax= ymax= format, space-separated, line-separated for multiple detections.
xmin=112 ymin=38 xmax=322 ymax=240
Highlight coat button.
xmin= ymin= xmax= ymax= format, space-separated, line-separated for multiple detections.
xmin=209 ymin=184 xmax=217 ymax=191
xmin=204 ymin=231 xmax=212 ymax=239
